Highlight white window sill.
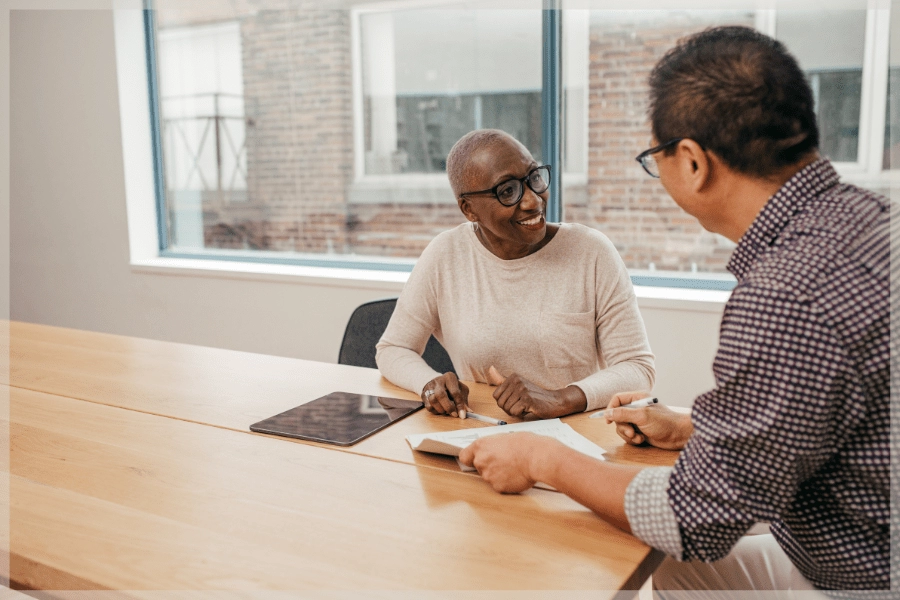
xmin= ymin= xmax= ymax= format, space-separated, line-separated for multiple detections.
xmin=131 ymin=256 xmax=730 ymax=311
xmin=633 ymin=285 xmax=729 ymax=312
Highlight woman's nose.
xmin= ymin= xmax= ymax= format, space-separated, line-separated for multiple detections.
xmin=519 ymin=186 xmax=542 ymax=210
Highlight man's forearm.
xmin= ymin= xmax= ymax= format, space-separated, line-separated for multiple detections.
xmin=529 ymin=440 xmax=643 ymax=533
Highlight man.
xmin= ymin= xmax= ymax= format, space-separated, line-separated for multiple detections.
xmin=459 ymin=26 xmax=889 ymax=592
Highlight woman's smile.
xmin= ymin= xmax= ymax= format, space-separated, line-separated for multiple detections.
xmin=515 ymin=212 xmax=545 ymax=230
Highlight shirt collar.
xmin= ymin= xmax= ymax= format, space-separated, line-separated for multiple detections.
xmin=726 ymin=157 xmax=840 ymax=281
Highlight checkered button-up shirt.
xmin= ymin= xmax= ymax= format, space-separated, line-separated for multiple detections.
xmin=624 ymin=158 xmax=890 ymax=590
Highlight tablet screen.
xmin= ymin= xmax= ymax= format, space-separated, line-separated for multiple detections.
xmin=249 ymin=392 xmax=423 ymax=446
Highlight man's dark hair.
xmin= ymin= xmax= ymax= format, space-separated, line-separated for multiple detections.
xmin=649 ymin=26 xmax=818 ymax=177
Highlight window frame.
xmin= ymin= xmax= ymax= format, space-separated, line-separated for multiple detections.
xmin=758 ymin=5 xmax=896 ymax=186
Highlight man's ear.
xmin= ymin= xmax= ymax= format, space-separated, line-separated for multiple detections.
xmin=676 ymin=139 xmax=711 ymax=192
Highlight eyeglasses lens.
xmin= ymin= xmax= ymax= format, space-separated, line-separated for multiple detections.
xmin=529 ymin=167 xmax=550 ymax=193
xmin=494 ymin=166 xmax=552 ymax=206
xmin=642 ymin=156 xmax=660 ymax=178
xmin=496 ymin=181 xmax=522 ymax=205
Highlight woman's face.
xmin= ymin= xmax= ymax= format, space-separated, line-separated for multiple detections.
xmin=458 ymin=137 xmax=549 ymax=260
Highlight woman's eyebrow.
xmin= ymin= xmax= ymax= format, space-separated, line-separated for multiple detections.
xmin=489 ymin=163 xmax=538 ymax=187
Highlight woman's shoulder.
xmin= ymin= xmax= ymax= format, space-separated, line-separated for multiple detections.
xmin=415 ymin=223 xmax=474 ymax=266
xmin=554 ymin=223 xmax=619 ymax=256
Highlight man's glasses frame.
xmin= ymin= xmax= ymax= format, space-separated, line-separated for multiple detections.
xmin=635 ymin=138 xmax=683 ymax=178
xmin=458 ymin=165 xmax=552 ymax=207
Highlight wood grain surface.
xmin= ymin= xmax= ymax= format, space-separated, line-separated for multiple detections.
xmin=7 ymin=387 xmax=662 ymax=592
xmin=6 ymin=321 xmax=680 ymax=472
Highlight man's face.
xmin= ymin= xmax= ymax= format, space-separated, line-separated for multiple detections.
xmin=652 ymin=137 xmax=716 ymax=233
xmin=652 ymin=138 xmax=692 ymax=213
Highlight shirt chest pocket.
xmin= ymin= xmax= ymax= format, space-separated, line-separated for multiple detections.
xmin=539 ymin=310 xmax=598 ymax=369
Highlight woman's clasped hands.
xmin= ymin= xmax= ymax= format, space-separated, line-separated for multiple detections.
xmin=486 ymin=366 xmax=587 ymax=420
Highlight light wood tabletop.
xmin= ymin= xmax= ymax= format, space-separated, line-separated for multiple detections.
xmin=7 ymin=321 xmax=681 ymax=472
xmin=6 ymin=386 xmax=662 ymax=592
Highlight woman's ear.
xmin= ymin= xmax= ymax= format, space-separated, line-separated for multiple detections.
xmin=459 ymin=197 xmax=477 ymax=222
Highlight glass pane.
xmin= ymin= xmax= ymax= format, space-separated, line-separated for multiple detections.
xmin=565 ymin=10 xmax=755 ymax=275
xmin=776 ymin=10 xmax=867 ymax=163
xmin=885 ymin=7 xmax=900 ymax=170
xmin=360 ymin=9 xmax=542 ymax=175
xmin=156 ymin=20 xmax=247 ymax=249
xmin=153 ymin=4 xmax=541 ymax=259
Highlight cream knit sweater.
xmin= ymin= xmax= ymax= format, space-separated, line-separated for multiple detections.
xmin=375 ymin=222 xmax=655 ymax=411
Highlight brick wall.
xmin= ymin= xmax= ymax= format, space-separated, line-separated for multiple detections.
xmin=346 ymin=203 xmax=465 ymax=257
xmin=211 ymin=8 xmax=354 ymax=254
xmin=572 ymin=15 xmax=754 ymax=272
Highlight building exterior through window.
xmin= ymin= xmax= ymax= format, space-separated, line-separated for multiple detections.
xmin=151 ymin=3 xmax=897 ymax=278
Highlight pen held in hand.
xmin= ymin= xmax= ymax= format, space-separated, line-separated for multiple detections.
xmin=464 ymin=411 xmax=508 ymax=426
xmin=589 ymin=397 xmax=658 ymax=419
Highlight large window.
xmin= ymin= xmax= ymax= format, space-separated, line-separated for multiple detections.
xmin=147 ymin=3 xmax=896 ymax=285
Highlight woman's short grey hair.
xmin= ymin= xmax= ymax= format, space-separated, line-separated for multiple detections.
xmin=446 ymin=129 xmax=519 ymax=197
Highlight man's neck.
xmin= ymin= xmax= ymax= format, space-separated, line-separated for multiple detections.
xmin=712 ymin=152 xmax=819 ymax=243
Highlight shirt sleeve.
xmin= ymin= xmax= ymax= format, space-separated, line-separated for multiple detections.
xmin=624 ymin=466 xmax=684 ymax=558
xmin=667 ymin=283 xmax=853 ymax=562
xmin=375 ymin=242 xmax=443 ymax=395
xmin=571 ymin=236 xmax=655 ymax=411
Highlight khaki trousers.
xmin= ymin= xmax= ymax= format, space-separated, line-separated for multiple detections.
xmin=652 ymin=534 xmax=830 ymax=600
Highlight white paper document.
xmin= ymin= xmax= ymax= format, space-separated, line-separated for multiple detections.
xmin=406 ymin=418 xmax=606 ymax=472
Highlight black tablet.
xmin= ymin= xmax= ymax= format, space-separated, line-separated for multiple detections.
xmin=249 ymin=392 xmax=423 ymax=446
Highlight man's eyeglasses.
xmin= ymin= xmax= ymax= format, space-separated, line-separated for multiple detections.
xmin=635 ymin=138 xmax=683 ymax=178
xmin=459 ymin=165 xmax=552 ymax=207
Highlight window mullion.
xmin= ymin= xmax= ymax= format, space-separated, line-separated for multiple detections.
xmin=144 ymin=2 xmax=168 ymax=251
xmin=542 ymin=0 xmax=562 ymax=223
xmin=863 ymin=5 xmax=891 ymax=175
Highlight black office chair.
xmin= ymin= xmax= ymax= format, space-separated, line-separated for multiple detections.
xmin=338 ymin=298 xmax=456 ymax=374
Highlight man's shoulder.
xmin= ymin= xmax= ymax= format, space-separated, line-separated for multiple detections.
xmin=746 ymin=182 xmax=890 ymax=298
xmin=794 ymin=181 xmax=890 ymax=241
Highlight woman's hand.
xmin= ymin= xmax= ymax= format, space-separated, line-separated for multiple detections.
xmin=604 ymin=391 xmax=693 ymax=450
xmin=421 ymin=372 xmax=469 ymax=417
xmin=487 ymin=367 xmax=587 ymax=419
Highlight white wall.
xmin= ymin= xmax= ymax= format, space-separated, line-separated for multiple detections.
xmin=9 ymin=9 xmax=723 ymax=408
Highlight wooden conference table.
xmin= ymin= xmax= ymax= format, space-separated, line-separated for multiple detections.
xmin=3 ymin=321 xmax=680 ymax=594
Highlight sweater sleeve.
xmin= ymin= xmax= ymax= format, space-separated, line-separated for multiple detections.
xmin=375 ymin=239 xmax=444 ymax=395
xmin=571 ymin=235 xmax=655 ymax=411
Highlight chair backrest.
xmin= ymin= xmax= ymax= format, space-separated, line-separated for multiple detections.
xmin=338 ymin=298 xmax=456 ymax=375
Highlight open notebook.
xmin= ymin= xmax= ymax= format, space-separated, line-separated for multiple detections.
xmin=406 ymin=418 xmax=606 ymax=472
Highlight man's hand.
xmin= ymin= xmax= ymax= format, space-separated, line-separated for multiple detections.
xmin=458 ymin=432 xmax=553 ymax=493
xmin=421 ymin=372 xmax=469 ymax=418
xmin=604 ymin=391 xmax=693 ymax=450
xmin=487 ymin=366 xmax=587 ymax=419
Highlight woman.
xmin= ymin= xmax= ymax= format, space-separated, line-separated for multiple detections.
xmin=375 ymin=129 xmax=654 ymax=419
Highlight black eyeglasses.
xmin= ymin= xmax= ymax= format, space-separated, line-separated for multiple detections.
xmin=635 ymin=138 xmax=682 ymax=178
xmin=458 ymin=165 xmax=551 ymax=207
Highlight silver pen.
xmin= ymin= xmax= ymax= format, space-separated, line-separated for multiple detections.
xmin=464 ymin=411 xmax=508 ymax=426
xmin=590 ymin=397 xmax=658 ymax=419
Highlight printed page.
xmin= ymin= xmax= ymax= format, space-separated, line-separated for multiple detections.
xmin=406 ymin=419 xmax=606 ymax=471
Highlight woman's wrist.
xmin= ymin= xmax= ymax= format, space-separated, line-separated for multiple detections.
xmin=556 ymin=385 xmax=588 ymax=416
